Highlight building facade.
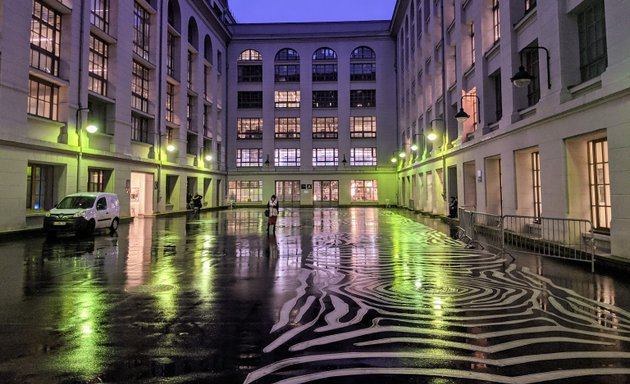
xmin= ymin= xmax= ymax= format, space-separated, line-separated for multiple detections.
xmin=227 ymin=22 xmax=398 ymax=207
xmin=0 ymin=0 xmax=231 ymax=231
xmin=390 ymin=0 xmax=630 ymax=260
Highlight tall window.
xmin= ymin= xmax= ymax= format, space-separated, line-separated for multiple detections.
xmin=186 ymin=95 xmax=195 ymax=131
xmin=313 ymin=148 xmax=338 ymax=167
xmin=312 ymin=47 xmax=337 ymax=81
xmin=312 ymin=117 xmax=338 ymax=139
xmin=88 ymin=169 xmax=111 ymax=192
xmin=524 ymin=46 xmax=540 ymax=106
xmin=351 ymin=148 xmax=377 ymax=166
xmin=203 ymin=105 xmax=211 ymax=137
xmin=237 ymin=91 xmax=263 ymax=108
xmin=588 ymin=138 xmax=610 ymax=232
xmin=167 ymin=33 xmax=176 ymax=78
xmin=30 ymin=1 xmax=61 ymax=76
xmin=531 ymin=151 xmax=541 ymax=221
xmin=492 ymin=72 xmax=502 ymax=121
xmin=275 ymin=48 xmax=300 ymax=82
xmin=238 ymin=49 xmax=263 ymax=82
xmin=275 ymin=117 xmax=300 ymax=139
xmin=274 ymin=91 xmax=300 ymax=108
xmin=274 ymin=149 xmax=301 ymax=167
xmin=351 ymin=180 xmax=378 ymax=202
xmin=351 ymin=116 xmax=376 ymax=138
xmin=275 ymin=180 xmax=301 ymax=203
xmin=186 ymin=133 xmax=197 ymax=155
xmin=577 ymin=0 xmax=607 ymax=82
xmin=88 ymin=34 xmax=109 ymax=96
xmin=133 ymin=2 xmax=151 ymax=61
xmin=187 ymin=51 xmax=194 ymax=88
xmin=131 ymin=115 xmax=150 ymax=143
xmin=236 ymin=149 xmax=263 ymax=167
xmin=131 ymin=61 xmax=150 ymax=112
xmin=90 ymin=0 xmax=110 ymax=33
xmin=350 ymin=46 xmax=376 ymax=81
xmin=492 ymin=0 xmax=500 ymax=43
xmin=313 ymin=180 xmax=339 ymax=202
xmin=28 ymin=77 xmax=59 ymax=120
xmin=166 ymin=83 xmax=175 ymax=123
xmin=228 ymin=180 xmax=262 ymax=203
xmin=26 ymin=163 xmax=54 ymax=210
xmin=312 ymin=91 xmax=338 ymax=108
xmin=350 ymin=90 xmax=376 ymax=108
xmin=469 ymin=22 xmax=476 ymax=66
xmin=237 ymin=118 xmax=263 ymax=139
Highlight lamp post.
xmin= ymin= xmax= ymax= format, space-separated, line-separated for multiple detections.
xmin=511 ymin=46 xmax=551 ymax=89
xmin=454 ymin=94 xmax=481 ymax=124
xmin=75 ymin=107 xmax=98 ymax=191
xmin=264 ymin=154 xmax=271 ymax=167
xmin=410 ymin=131 xmax=437 ymax=160
xmin=341 ymin=154 xmax=348 ymax=166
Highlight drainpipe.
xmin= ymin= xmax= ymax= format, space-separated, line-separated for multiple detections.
xmin=440 ymin=0 xmax=448 ymax=205
xmin=75 ymin=0 xmax=87 ymax=191
xmin=156 ymin=0 xmax=166 ymax=212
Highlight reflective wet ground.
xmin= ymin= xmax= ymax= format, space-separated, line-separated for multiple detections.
xmin=1 ymin=208 xmax=630 ymax=383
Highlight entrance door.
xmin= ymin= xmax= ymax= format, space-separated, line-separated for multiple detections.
xmin=275 ymin=180 xmax=301 ymax=207
xmin=313 ymin=180 xmax=339 ymax=206
xmin=130 ymin=172 xmax=154 ymax=217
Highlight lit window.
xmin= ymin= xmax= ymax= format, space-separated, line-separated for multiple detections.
xmin=30 ymin=1 xmax=61 ymax=76
xmin=312 ymin=117 xmax=338 ymax=139
xmin=236 ymin=148 xmax=263 ymax=167
xmin=588 ymin=138 xmax=610 ymax=232
xmin=313 ymin=180 xmax=339 ymax=202
xmin=351 ymin=180 xmax=378 ymax=202
xmin=351 ymin=148 xmax=377 ymax=166
xmin=88 ymin=34 xmax=109 ymax=96
xmin=228 ymin=180 xmax=262 ymax=203
xmin=237 ymin=118 xmax=263 ymax=139
xmin=133 ymin=2 xmax=151 ymax=61
xmin=88 ymin=168 xmax=112 ymax=192
xmin=26 ymin=163 xmax=55 ymax=211
xmin=313 ymin=148 xmax=338 ymax=167
xmin=132 ymin=61 xmax=150 ymax=112
xmin=275 ymin=91 xmax=300 ymax=108
xmin=274 ymin=148 xmax=301 ymax=167
xmin=350 ymin=116 xmax=376 ymax=138
xmin=531 ymin=151 xmax=541 ymax=221
xmin=492 ymin=0 xmax=500 ymax=42
xmin=275 ymin=117 xmax=300 ymax=139
xmin=90 ymin=0 xmax=110 ymax=33
xmin=28 ymin=77 xmax=59 ymax=120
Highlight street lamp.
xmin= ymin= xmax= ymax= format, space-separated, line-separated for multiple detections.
xmin=511 ymin=46 xmax=551 ymax=89
xmin=410 ymin=131 xmax=437 ymax=158
xmin=75 ymin=107 xmax=98 ymax=190
xmin=341 ymin=154 xmax=348 ymax=166
xmin=455 ymin=94 xmax=481 ymax=124
xmin=264 ymin=154 xmax=270 ymax=167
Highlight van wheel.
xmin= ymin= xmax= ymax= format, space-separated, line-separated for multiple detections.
xmin=110 ymin=218 xmax=119 ymax=233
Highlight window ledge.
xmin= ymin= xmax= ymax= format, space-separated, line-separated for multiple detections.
xmin=464 ymin=65 xmax=475 ymax=80
xmin=484 ymin=41 xmax=501 ymax=61
xmin=568 ymin=76 xmax=602 ymax=98
xmin=514 ymin=8 xmax=537 ymax=33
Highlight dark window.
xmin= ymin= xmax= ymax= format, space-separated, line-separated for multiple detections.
xmin=166 ymin=83 xmax=175 ymax=123
xmin=312 ymin=91 xmax=338 ymax=108
xmin=350 ymin=46 xmax=376 ymax=60
xmin=275 ymin=64 xmax=300 ymax=82
xmin=238 ymin=65 xmax=262 ymax=82
xmin=578 ymin=0 xmax=607 ymax=82
xmin=350 ymin=90 xmax=376 ymax=108
xmin=312 ymin=48 xmax=337 ymax=60
xmin=492 ymin=72 xmax=502 ymax=121
xmin=275 ymin=48 xmax=300 ymax=61
xmin=237 ymin=91 xmax=263 ymax=109
xmin=131 ymin=114 xmax=151 ymax=143
xmin=88 ymin=169 xmax=112 ymax=192
xmin=492 ymin=0 xmax=500 ymax=42
xmin=524 ymin=46 xmax=540 ymax=106
xmin=350 ymin=63 xmax=376 ymax=81
xmin=525 ymin=0 xmax=537 ymax=13
xmin=28 ymin=77 xmax=59 ymax=120
xmin=167 ymin=32 xmax=177 ymax=78
xmin=312 ymin=64 xmax=337 ymax=82
xmin=187 ymin=133 xmax=197 ymax=155
xmin=133 ymin=2 xmax=151 ymax=61
xmin=26 ymin=163 xmax=54 ymax=210
xmin=88 ymin=34 xmax=109 ymax=96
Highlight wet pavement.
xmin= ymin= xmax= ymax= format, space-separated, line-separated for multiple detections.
xmin=1 ymin=207 xmax=630 ymax=383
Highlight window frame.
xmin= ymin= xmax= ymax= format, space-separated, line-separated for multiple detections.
xmin=237 ymin=118 xmax=263 ymax=140
xmin=274 ymin=117 xmax=301 ymax=139
xmin=274 ymin=148 xmax=301 ymax=167
xmin=236 ymin=148 xmax=263 ymax=167
xmin=312 ymin=117 xmax=339 ymax=139
xmin=350 ymin=116 xmax=376 ymax=138
xmin=312 ymin=148 xmax=339 ymax=167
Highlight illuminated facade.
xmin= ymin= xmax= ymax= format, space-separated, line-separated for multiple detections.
xmin=390 ymin=0 xmax=630 ymax=260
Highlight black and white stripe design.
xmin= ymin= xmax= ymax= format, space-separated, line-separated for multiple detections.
xmin=246 ymin=209 xmax=630 ymax=383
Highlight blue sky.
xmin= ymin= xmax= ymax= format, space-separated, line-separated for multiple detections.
xmin=228 ymin=0 xmax=398 ymax=23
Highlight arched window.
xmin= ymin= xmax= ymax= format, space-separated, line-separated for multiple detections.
xmin=350 ymin=46 xmax=376 ymax=81
xmin=239 ymin=49 xmax=262 ymax=61
xmin=275 ymin=48 xmax=299 ymax=82
xmin=187 ymin=17 xmax=198 ymax=49
xmin=204 ymin=35 xmax=213 ymax=63
xmin=238 ymin=49 xmax=262 ymax=82
xmin=312 ymin=47 xmax=337 ymax=82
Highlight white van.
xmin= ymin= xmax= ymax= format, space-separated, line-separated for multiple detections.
xmin=44 ymin=192 xmax=120 ymax=236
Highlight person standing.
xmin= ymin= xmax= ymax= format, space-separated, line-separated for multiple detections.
xmin=266 ymin=194 xmax=279 ymax=234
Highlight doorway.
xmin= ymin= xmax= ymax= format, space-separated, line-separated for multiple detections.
xmin=130 ymin=172 xmax=154 ymax=217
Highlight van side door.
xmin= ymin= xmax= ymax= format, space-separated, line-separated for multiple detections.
xmin=95 ymin=197 xmax=112 ymax=228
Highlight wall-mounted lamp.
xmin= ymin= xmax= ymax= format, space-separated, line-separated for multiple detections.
xmin=166 ymin=143 xmax=176 ymax=152
xmin=205 ymin=154 xmax=212 ymax=161
xmin=75 ymin=107 xmax=98 ymax=190
xmin=264 ymin=154 xmax=270 ymax=167
xmin=410 ymin=131 xmax=437 ymax=153
xmin=390 ymin=151 xmax=399 ymax=163
xmin=455 ymin=94 xmax=481 ymax=124
xmin=511 ymin=46 xmax=551 ymax=89
xmin=341 ymin=154 xmax=348 ymax=166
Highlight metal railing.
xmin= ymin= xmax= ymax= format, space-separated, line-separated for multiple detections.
xmin=456 ymin=209 xmax=595 ymax=272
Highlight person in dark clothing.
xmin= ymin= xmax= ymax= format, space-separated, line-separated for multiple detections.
xmin=266 ymin=194 xmax=279 ymax=234
xmin=448 ymin=196 xmax=458 ymax=218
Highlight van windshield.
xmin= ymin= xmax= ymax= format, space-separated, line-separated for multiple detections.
xmin=56 ymin=196 xmax=95 ymax=209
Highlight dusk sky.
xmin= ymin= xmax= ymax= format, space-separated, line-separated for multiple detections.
xmin=228 ymin=0 xmax=398 ymax=23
